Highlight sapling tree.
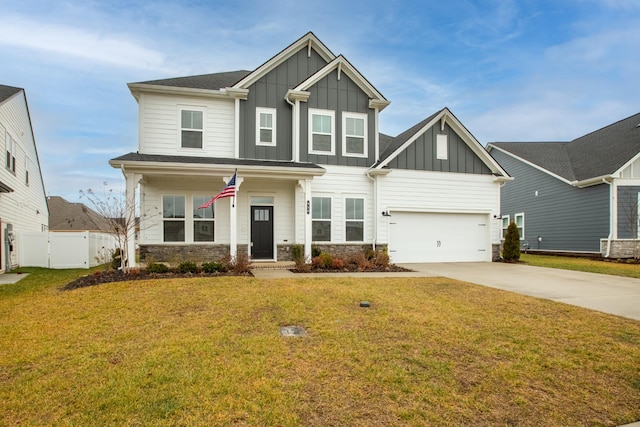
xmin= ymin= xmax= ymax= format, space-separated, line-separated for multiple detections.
xmin=502 ymin=221 xmax=521 ymax=262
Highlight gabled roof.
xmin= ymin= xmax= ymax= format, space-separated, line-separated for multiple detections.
xmin=489 ymin=112 xmax=640 ymax=183
xmin=0 ymin=84 xmax=23 ymax=104
xmin=232 ymin=32 xmax=336 ymax=89
xmin=373 ymin=107 xmax=509 ymax=177
xmin=48 ymin=196 xmax=113 ymax=232
xmin=289 ymin=54 xmax=389 ymax=111
xmin=132 ymin=70 xmax=251 ymax=91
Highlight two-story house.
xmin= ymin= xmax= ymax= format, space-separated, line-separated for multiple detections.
xmin=110 ymin=32 xmax=510 ymax=266
xmin=0 ymin=85 xmax=49 ymax=272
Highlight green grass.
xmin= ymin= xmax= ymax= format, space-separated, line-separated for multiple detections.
xmin=521 ymin=253 xmax=640 ymax=278
xmin=1 ymin=268 xmax=639 ymax=426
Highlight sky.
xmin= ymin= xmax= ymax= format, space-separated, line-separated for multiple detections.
xmin=1 ymin=0 xmax=639 ymax=204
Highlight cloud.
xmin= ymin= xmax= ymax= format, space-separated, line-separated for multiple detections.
xmin=0 ymin=15 xmax=173 ymax=73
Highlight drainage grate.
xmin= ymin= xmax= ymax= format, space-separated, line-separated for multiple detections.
xmin=280 ymin=325 xmax=307 ymax=337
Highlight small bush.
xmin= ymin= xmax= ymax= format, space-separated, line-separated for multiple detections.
xmin=331 ymin=258 xmax=345 ymax=269
xmin=201 ymin=261 xmax=223 ymax=273
xmin=375 ymin=248 xmax=390 ymax=268
xmin=222 ymin=252 xmax=250 ymax=274
xmin=147 ymin=262 xmax=169 ymax=274
xmin=319 ymin=252 xmax=334 ymax=268
xmin=177 ymin=261 xmax=199 ymax=274
xmin=291 ymin=245 xmax=304 ymax=263
xmin=364 ymin=248 xmax=376 ymax=261
xmin=311 ymin=256 xmax=323 ymax=269
xmin=502 ymin=221 xmax=521 ymax=262
xmin=348 ymin=252 xmax=372 ymax=271
xmin=311 ymin=246 xmax=321 ymax=258
xmin=111 ymin=248 xmax=122 ymax=270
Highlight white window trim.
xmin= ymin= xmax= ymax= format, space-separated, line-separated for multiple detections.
xmin=256 ymin=107 xmax=277 ymax=147
xmin=436 ymin=134 xmax=448 ymax=160
xmin=308 ymin=108 xmax=335 ymax=156
xmin=162 ymin=194 xmax=186 ymax=242
xmin=193 ymin=195 xmax=216 ymax=243
xmin=344 ymin=196 xmax=366 ymax=242
xmin=342 ymin=112 xmax=368 ymax=158
xmin=178 ymin=107 xmax=205 ymax=150
xmin=515 ymin=212 xmax=525 ymax=240
xmin=501 ymin=215 xmax=510 ymax=240
xmin=5 ymin=131 xmax=16 ymax=174
xmin=311 ymin=195 xmax=332 ymax=242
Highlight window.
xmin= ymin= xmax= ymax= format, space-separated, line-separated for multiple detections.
xmin=345 ymin=198 xmax=364 ymax=241
xmin=342 ymin=113 xmax=367 ymax=157
xmin=312 ymin=197 xmax=331 ymax=241
xmin=436 ymin=134 xmax=448 ymax=160
xmin=25 ymin=158 xmax=31 ymax=186
xmin=515 ymin=213 xmax=524 ymax=240
xmin=501 ymin=215 xmax=510 ymax=239
xmin=163 ymin=195 xmax=185 ymax=242
xmin=309 ymin=109 xmax=335 ymax=155
xmin=181 ymin=109 xmax=203 ymax=149
xmin=193 ymin=196 xmax=214 ymax=242
xmin=5 ymin=132 xmax=15 ymax=173
xmin=256 ymin=108 xmax=276 ymax=146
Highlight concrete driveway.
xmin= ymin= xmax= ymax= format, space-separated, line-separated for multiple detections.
xmin=401 ymin=262 xmax=640 ymax=321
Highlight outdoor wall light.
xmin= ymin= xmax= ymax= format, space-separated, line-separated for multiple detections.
xmin=381 ymin=210 xmax=391 ymax=217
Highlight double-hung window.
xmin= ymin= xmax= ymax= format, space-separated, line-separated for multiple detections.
xmin=312 ymin=196 xmax=331 ymax=241
xmin=181 ymin=109 xmax=203 ymax=149
xmin=193 ymin=196 xmax=214 ymax=242
xmin=163 ymin=195 xmax=185 ymax=242
xmin=309 ymin=109 xmax=335 ymax=155
xmin=514 ymin=213 xmax=525 ymax=239
xmin=342 ymin=113 xmax=367 ymax=157
xmin=501 ymin=216 xmax=510 ymax=240
xmin=345 ymin=198 xmax=364 ymax=241
xmin=256 ymin=108 xmax=276 ymax=146
xmin=5 ymin=132 xmax=15 ymax=173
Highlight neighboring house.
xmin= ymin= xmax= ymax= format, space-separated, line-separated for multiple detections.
xmin=47 ymin=196 xmax=112 ymax=231
xmin=0 ymin=84 xmax=48 ymax=271
xmin=110 ymin=32 xmax=510 ymax=266
xmin=487 ymin=112 xmax=640 ymax=258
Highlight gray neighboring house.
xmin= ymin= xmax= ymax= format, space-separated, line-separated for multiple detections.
xmin=47 ymin=196 xmax=112 ymax=232
xmin=487 ymin=112 xmax=640 ymax=257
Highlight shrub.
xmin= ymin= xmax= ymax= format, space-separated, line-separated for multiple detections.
xmin=177 ymin=261 xmax=199 ymax=274
xmin=201 ymin=261 xmax=223 ymax=273
xmin=348 ymin=252 xmax=372 ymax=271
xmin=110 ymin=248 xmax=122 ymax=270
xmin=311 ymin=256 xmax=323 ymax=269
xmin=502 ymin=221 xmax=521 ymax=262
xmin=291 ymin=245 xmax=306 ymax=269
xmin=364 ymin=248 xmax=376 ymax=261
xmin=311 ymin=246 xmax=321 ymax=258
xmin=147 ymin=262 xmax=169 ymax=274
xmin=319 ymin=252 xmax=333 ymax=268
xmin=222 ymin=252 xmax=250 ymax=274
xmin=331 ymin=257 xmax=345 ymax=269
xmin=375 ymin=248 xmax=390 ymax=268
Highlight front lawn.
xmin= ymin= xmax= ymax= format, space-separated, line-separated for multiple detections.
xmin=521 ymin=253 xmax=640 ymax=278
xmin=1 ymin=269 xmax=639 ymax=426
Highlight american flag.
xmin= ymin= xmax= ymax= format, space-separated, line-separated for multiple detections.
xmin=198 ymin=171 xmax=237 ymax=209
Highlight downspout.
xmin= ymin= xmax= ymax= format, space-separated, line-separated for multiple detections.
xmin=604 ymin=177 xmax=614 ymax=258
xmin=285 ymin=95 xmax=297 ymax=162
xmin=366 ymin=170 xmax=377 ymax=251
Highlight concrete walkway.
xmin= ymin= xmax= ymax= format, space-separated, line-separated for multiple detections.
xmin=251 ymin=262 xmax=640 ymax=321
xmin=0 ymin=273 xmax=29 ymax=285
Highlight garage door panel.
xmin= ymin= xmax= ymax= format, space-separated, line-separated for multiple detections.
xmin=389 ymin=212 xmax=489 ymax=263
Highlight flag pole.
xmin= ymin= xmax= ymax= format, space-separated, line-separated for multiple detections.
xmin=232 ymin=168 xmax=237 ymax=208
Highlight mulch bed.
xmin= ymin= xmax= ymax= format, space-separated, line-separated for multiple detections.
xmin=290 ymin=264 xmax=412 ymax=273
xmin=61 ymin=269 xmax=252 ymax=291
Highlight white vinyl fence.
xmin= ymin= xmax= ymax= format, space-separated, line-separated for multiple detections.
xmin=18 ymin=231 xmax=118 ymax=269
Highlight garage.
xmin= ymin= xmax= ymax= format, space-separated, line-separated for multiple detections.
xmin=388 ymin=211 xmax=490 ymax=263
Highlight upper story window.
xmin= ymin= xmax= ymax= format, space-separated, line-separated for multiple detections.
xmin=256 ymin=108 xmax=276 ymax=146
xmin=436 ymin=134 xmax=448 ymax=160
xmin=163 ymin=195 xmax=185 ymax=242
xmin=5 ymin=132 xmax=16 ymax=173
xmin=25 ymin=157 xmax=31 ymax=186
xmin=312 ymin=196 xmax=332 ymax=241
xmin=180 ymin=109 xmax=203 ymax=149
xmin=514 ymin=213 xmax=525 ymax=240
xmin=193 ymin=196 xmax=214 ymax=242
xmin=309 ymin=109 xmax=335 ymax=155
xmin=342 ymin=113 xmax=367 ymax=158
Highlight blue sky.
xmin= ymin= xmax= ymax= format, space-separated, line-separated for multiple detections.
xmin=1 ymin=0 xmax=638 ymax=203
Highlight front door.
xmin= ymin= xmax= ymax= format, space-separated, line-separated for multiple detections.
xmin=251 ymin=206 xmax=274 ymax=259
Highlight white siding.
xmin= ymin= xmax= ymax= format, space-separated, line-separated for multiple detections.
xmin=138 ymin=93 xmax=235 ymax=158
xmin=0 ymin=91 xmax=48 ymax=270
xmin=308 ymin=165 xmax=374 ymax=244
xmin=377 ymin=169 xmax=501 ymax=245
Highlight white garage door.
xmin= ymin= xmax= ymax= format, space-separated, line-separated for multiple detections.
xmin=388 ymin=212 xmax=490 ymax=263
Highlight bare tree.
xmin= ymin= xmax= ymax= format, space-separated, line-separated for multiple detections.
xmin=79 ymin=182 xmax=156 ymax=270
xmin=618 ymin=188 xmax=640 ymax=259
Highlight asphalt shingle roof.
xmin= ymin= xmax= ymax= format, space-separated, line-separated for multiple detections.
xmin=491 ymin=112 xmax=640 ymax=181
xmin=47 ymin=196 xmax=113 ymax=232
xmin=0 ymin=84 xmax=22 ymax=103
xmin=132 ymin=70 xmax=252 ymax=91
xmin=377 ymin=109 xmax=443 ymax=164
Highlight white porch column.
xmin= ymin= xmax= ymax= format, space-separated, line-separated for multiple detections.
xmin=298 ymin=179 xmax=312 ymax=260
xmin=124 ymin=172 xmax=141 ymax=268
xmin=229 ymin=175 xmax=244 ymax=258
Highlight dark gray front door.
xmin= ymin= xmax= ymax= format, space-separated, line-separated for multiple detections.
xmin=251 ymin=206 xmax=274 ymax=259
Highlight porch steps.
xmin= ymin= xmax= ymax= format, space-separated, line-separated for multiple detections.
xmin=250 ymin=261 xmax=296 ymax=270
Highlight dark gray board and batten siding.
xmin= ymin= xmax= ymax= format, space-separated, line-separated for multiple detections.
xmin=491 ymin=149 xmax=609 ymax=252
xmin=387 ymin=122 xmax=493 ymax=174
xmin=239 ymin=48 xmax=328 ymax=161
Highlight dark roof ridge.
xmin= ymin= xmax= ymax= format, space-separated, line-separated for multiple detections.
xmin=568 ymin=111 xmax=640 ymax=144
